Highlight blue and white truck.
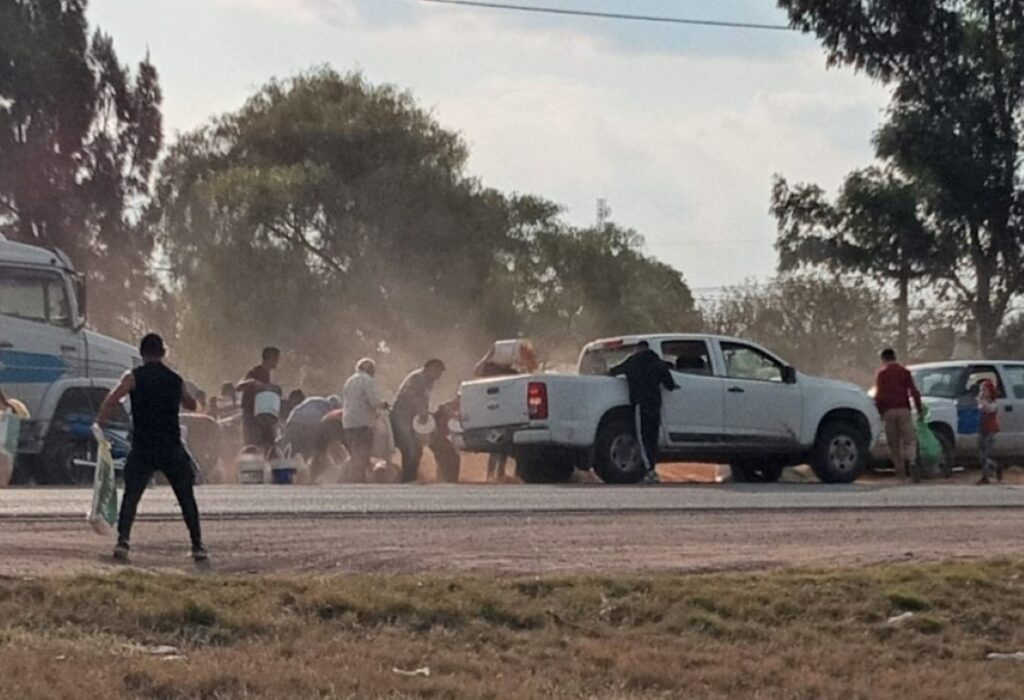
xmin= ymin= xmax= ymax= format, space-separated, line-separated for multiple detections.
xmin=0 ymin=235 xmax=139 ymax=483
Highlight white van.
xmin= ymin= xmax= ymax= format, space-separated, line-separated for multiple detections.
xmin=0 ymin=235 xmax=139 ymax=482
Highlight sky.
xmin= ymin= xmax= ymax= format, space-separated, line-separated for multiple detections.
xmin=89 ymin=0 xmax=891 ymax=294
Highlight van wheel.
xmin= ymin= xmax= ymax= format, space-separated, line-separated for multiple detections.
xmin=731 ymin=462 xmax=783 ymax=483
xmin=515 ymin=449 xmax=575 ymax=484
xmin=810 ymin=421 xmax=867 ymax=484
xmin=593 ymin=417 xmax=646 ymax=485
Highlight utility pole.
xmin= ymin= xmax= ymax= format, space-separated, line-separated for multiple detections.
xmin=596 ymin=198 xmax=611 ymax=232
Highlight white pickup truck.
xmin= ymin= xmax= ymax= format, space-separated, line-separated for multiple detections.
xmin=459 ymin=334 xmax=881 ymax=484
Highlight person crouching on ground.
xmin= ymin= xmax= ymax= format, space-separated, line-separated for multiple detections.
xmin=95 ymin=333 xmax=207 ymax=563
xmin=874 ymin=348 xmax=924 ymax=482
xmin=342 ymin=358 xmax=387 ymax=482
xmin=978 ymin=379 xmax=1003 ymax=485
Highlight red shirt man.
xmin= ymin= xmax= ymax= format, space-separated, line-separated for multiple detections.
xmin=873 ymin=349 xmax=923 ymax=480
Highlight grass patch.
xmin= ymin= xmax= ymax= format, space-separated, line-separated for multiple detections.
xmin=2 ymin=561 xmax=1024 ymax=698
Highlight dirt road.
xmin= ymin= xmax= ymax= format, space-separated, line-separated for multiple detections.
xmin=3 ymin=507 xmax=1021 ymax=577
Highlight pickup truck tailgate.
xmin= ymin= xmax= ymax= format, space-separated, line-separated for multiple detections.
xmin=460 ymin=376 xmax=532 ymax=430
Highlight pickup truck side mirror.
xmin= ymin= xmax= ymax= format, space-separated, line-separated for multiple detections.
xmin=781 ymin=366 xmax=797 ymax=384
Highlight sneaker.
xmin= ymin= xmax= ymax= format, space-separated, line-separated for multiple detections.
xmin=113 ymin=541 xmax=130 ymax=562
xmin=191 ymin=545 xmax=209 ymax=563
xmin=642 ymin=471 xmax=661 ymax=485
xmin=977 ymin=476 xmax=991 ymax=485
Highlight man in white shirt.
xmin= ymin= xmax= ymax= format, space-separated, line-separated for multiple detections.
xmin=341 ymin=358 xmax=385 ymax=482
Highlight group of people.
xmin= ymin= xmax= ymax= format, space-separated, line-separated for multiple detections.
xmin=280 ymin=356 xmax=449 ymax=483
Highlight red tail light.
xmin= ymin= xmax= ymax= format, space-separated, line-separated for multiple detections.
xmin=527 ymin=382 xmax=548 ymax=420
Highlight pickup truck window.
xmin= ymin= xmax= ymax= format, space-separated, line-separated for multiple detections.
xmin=579 ymin=344 xmax=639 ymax=376
xmin=721 ymin=342 xmax=784 ymax=383
xmin=0 ymin=267 xmax=71 ymax=328
xmin=662 ymin=340 xmax=712 ymax=375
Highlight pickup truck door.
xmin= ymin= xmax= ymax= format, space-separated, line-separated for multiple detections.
xmin=659 ymin=339 xmax=725 ymax=446
xmin=0 ymin=265 xmax=82 ymax=414
xmin=718 ymin=340 xmax=802 ymax=448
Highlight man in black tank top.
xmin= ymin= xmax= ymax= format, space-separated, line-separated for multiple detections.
xmin=96 ymin=334 xmax=207 ymax=563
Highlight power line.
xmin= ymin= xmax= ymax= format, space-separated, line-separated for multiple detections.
xmin=416 ymin=0 xmax=795 ymax=32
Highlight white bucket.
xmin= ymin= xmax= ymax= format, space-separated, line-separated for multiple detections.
xmin=492 ymin=340 xmax=521 ymax=367
xmin=413 ymin=414 xmax=436 ymax=444
xmin=238 ymin=453 xmax=266 ymax=484
xmin=254 ymin=390 xmax=281 ymax=418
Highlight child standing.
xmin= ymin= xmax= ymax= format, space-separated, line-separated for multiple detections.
xmin=978 ymin=379 xmax=1002 ymax=485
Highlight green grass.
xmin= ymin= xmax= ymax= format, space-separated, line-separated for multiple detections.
xmin=3 ymin=560 xmax=1024 ymax=698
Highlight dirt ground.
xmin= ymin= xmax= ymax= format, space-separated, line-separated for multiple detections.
xmin=3 ymin=507 xmax=1022 ymax=578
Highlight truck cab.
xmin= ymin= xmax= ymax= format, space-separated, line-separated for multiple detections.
xmin=0 ymin=235 xmax=139 ymax=482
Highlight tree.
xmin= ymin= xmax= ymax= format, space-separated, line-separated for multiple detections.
xmin=152 ymin=68 xmax=699 ymax=390
xmin=771 ymin=167 xmax=947 ymax=358
xmin=0 ymin=0 xmax=163 ymax=337
xmin=777 ymin=0 xmax=1024 ymax=356
xmin=707 ymin=275 xmax=890 ymax=386
xmin=518 ymin=223 xmax=701 ymax=358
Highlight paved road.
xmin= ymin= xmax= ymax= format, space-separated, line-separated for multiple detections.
xmin=3 ymin=482 xmax=1024 ymax=520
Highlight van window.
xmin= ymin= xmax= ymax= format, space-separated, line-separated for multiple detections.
xmin=1002 ymin=366 xmax=1024 ymax=400
xmin=0 ymin=267 xmax=71 ymax=328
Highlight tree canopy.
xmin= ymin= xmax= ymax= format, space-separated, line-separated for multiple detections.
xmin=776 ymin=0 xmax=1024 ymax=356
xmin=0 ymin=0 xmax=163 ymax=336
xmin=152 ymin=68 xmax=698 ymax=390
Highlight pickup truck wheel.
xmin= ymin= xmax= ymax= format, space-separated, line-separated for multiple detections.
xmin=593 ymin=418 xmax=646 ymax=485
xmin=730 ymin=462 xmax=783 ymax=483
xmin=810 ymin=421 xmax=868 ymax=484
xmin=515 ymin=449 xmax=575 ymax=484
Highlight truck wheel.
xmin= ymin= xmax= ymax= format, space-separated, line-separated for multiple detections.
xmin=515 ymin=449 xmax=575 ymax=484
xmin=730 ymin=462 xmax=783 ymax=483
xmin=810 ymin=421 xmax=868 ymax=484
xmin=593 ymin=417 xmax=646 ymax=485
xmin=39 ymin=435 xmax=94 ymax=485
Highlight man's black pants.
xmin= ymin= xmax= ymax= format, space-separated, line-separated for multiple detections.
xmin=634 ymin=403 xmax=661 ymax=473
xmin=118 ymin=446 xmax=202 ymax=548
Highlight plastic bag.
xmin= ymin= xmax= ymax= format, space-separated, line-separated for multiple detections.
xmin=0 ymin=413 xmax=19 ymax=487
xmin=917 ymin=415 xmax=943 ymax=469
xmin=87 ymin=428 xmax=119 ymax=535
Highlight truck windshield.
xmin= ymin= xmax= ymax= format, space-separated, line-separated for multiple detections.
xmin=579 ymin=344 xmax=640 ymax=376
xmin=912 ymin=367 xmax=967 ymax=399
xmin=0 ymin=267 xmax=71 ymax=327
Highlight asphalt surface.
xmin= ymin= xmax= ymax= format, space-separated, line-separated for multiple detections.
xmin=3 ymin=482 xmax=1024 ymax=520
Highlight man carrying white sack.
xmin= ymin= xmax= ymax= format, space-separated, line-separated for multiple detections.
xmin=95 ymin=333 xmax=207 ymax=563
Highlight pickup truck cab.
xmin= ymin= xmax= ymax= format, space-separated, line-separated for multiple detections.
xmin=872 ymin=360 xmax=1024 ymax=471
xmin=0 ymin=235 xmax=139 ymax=482
xmin=459 ymin=334 xmax=881 ymax=484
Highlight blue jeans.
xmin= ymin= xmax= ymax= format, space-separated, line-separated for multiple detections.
xmin=979 ymin=433 xmax=998 ymax=480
